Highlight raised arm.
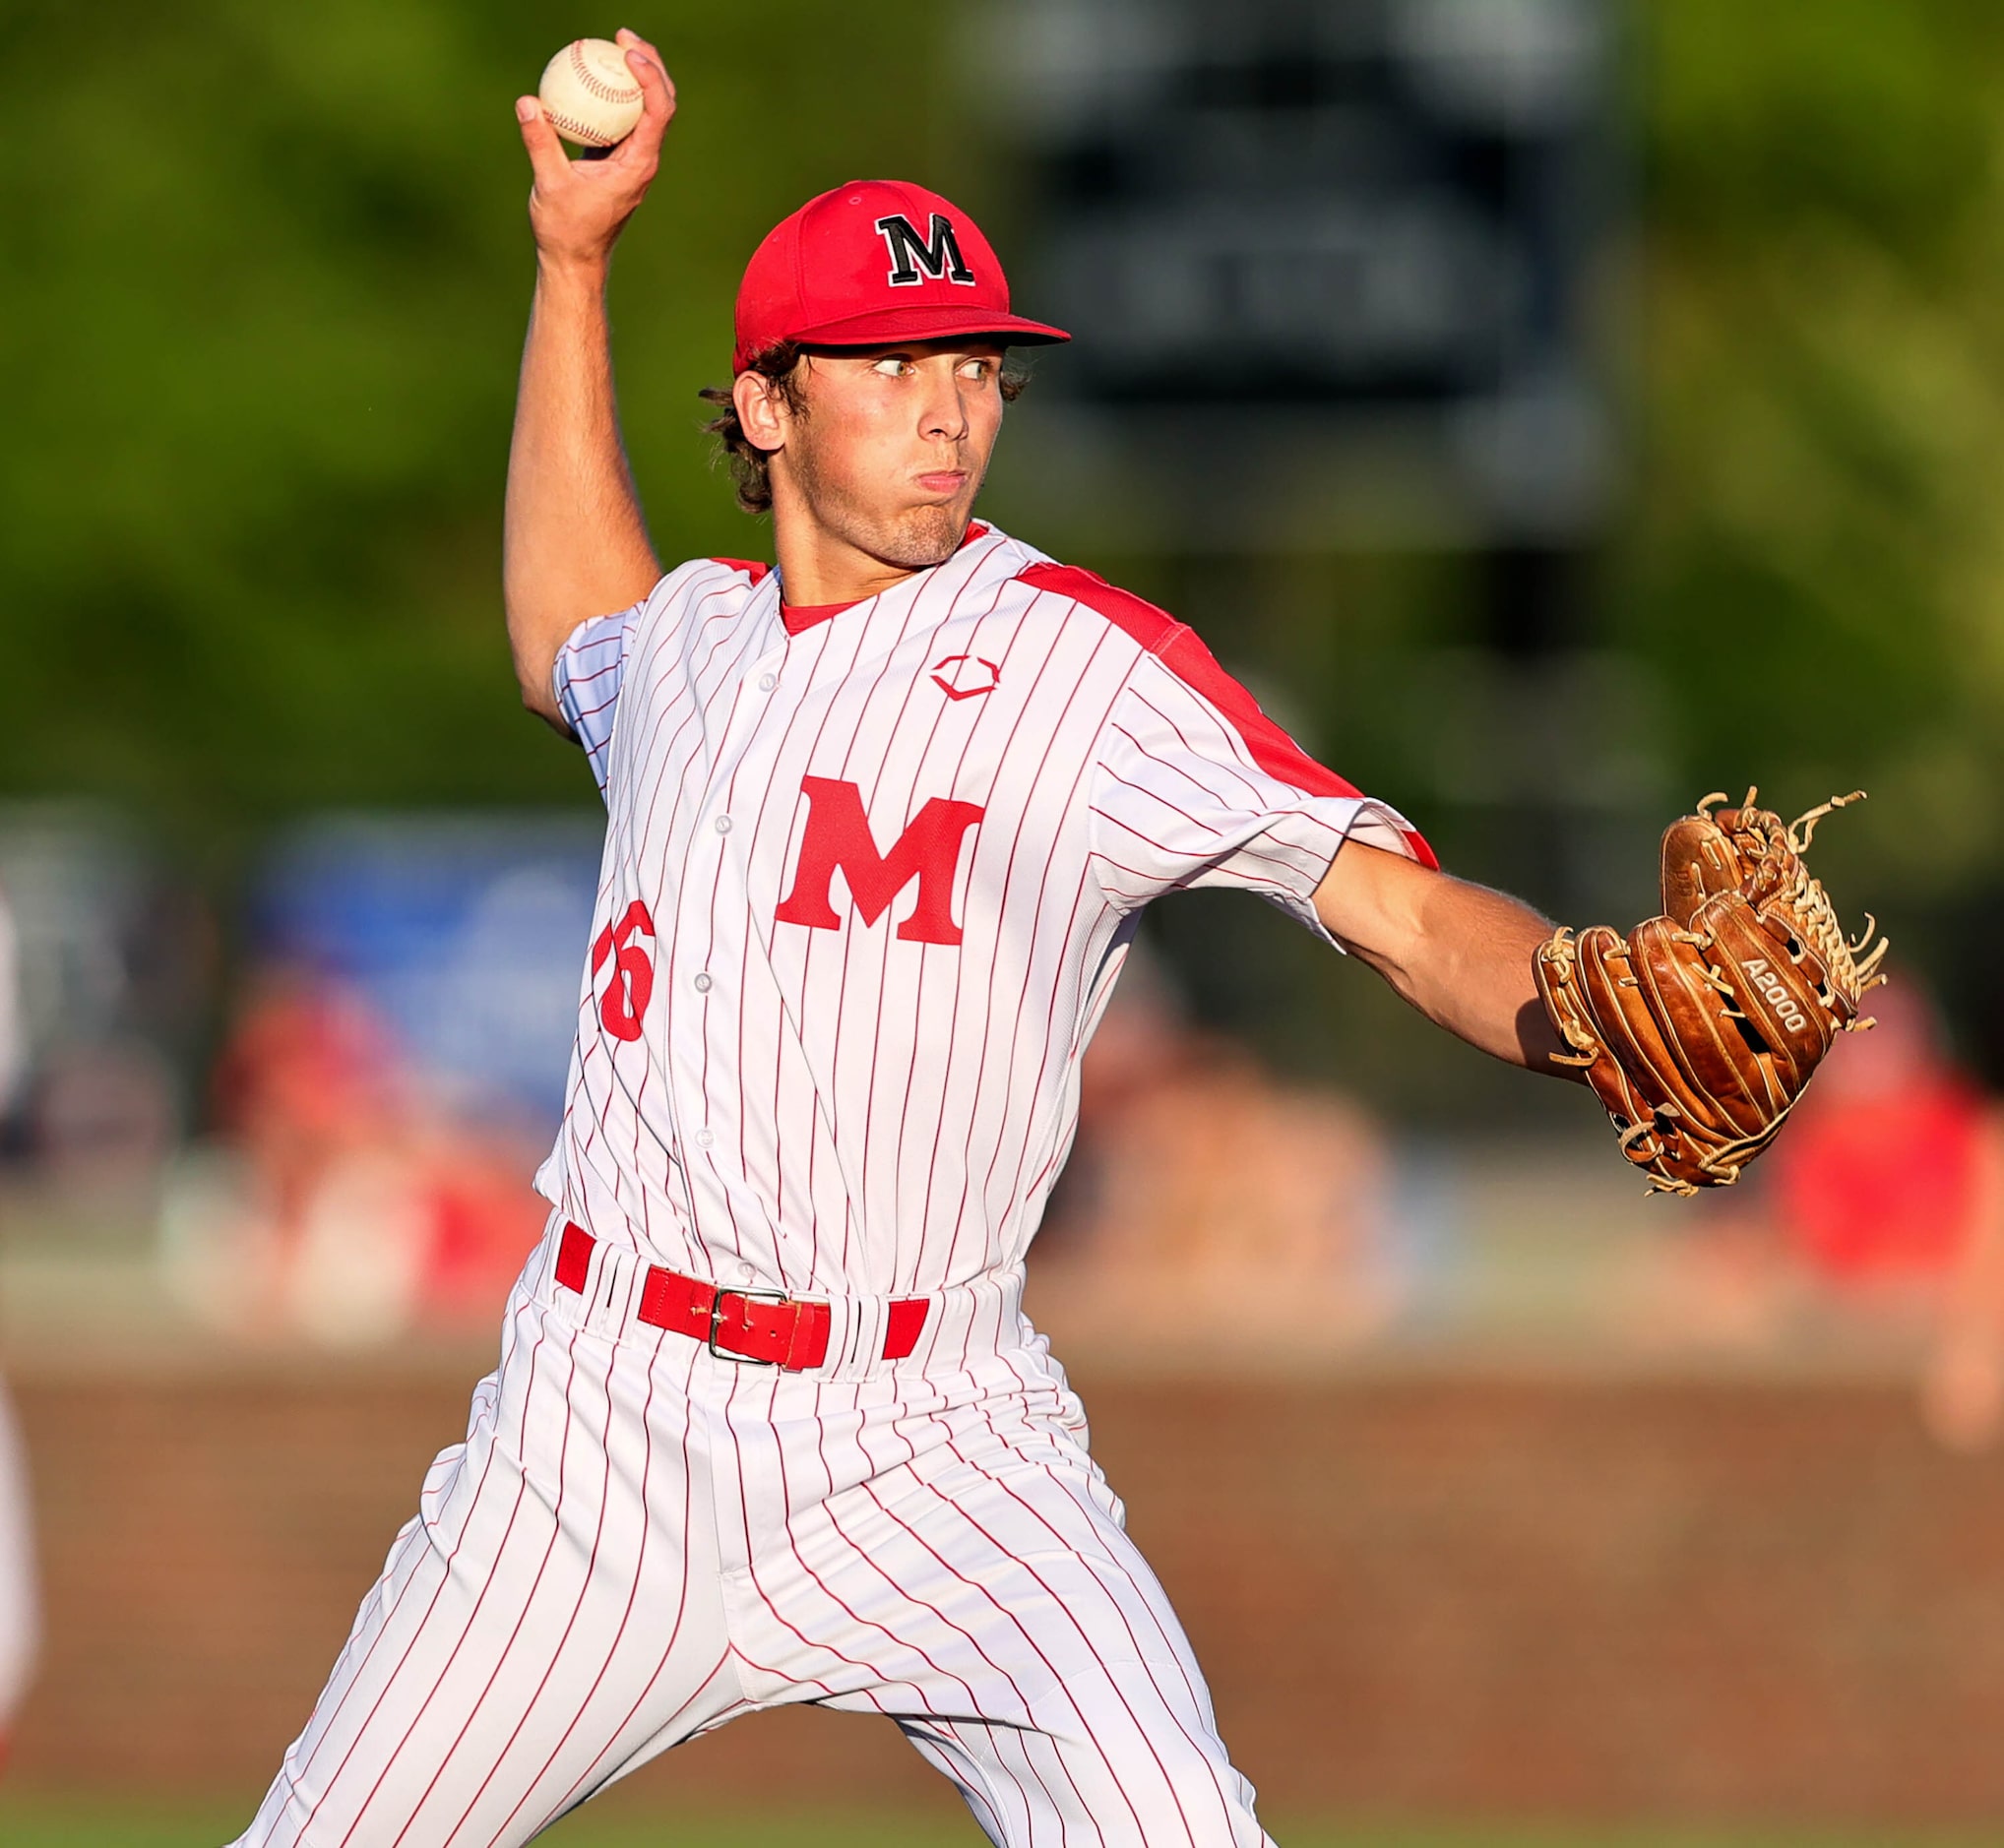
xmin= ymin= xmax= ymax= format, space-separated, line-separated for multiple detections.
xmin=1313 ymin=837 xmax=1584 ymax=1077
xmin=505 ymin=30 xmax=674 ymax=729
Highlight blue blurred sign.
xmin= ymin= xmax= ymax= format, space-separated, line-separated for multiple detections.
xmin=254 ymin=813 xmax=603 ymax=1130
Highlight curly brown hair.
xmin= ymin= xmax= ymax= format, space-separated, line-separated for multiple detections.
xmin=699 ymin=344 xmax=1030 ymax=516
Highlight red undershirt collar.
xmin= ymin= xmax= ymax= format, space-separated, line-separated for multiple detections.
xmin=777 ymin=523 xmax=991 ymax=637
xmin=779 ymin=596 xmax=861 ymax=636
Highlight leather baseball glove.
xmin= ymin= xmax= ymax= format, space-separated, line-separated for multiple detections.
xmin=1534 ymin=790 xmax=1887 ymax=1195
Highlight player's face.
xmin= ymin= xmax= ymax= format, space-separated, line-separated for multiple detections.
xmin=765 ymin=341 xmax=1008 ymax=572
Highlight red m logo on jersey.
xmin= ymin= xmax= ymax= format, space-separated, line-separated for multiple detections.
xmin=775 ymin=776 xmax=984 ymax=947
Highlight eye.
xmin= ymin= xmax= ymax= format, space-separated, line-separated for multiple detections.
xmin=870 ymin=357 xmax=914 ymax=378
xmin=960 ymin=357 xmax=996 ymax=383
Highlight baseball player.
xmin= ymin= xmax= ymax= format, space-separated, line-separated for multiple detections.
xmin=235 ymin=31 xmax=1596 ymax=1846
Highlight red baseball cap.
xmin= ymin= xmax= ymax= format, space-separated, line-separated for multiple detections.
xmin=732 ymin=179 xmax=1070 ymax=374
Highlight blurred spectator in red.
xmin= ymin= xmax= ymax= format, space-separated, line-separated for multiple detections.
xmin=1772 ymin=981 xmax=1993 ymax=1284
xmin=1032 ymin=953 xmax=1400 ymax=1361
xmin=1767 ymin=980 xmax=2004 ymax=1448
xmin=210 ymin=966 xmax=407 ymax=1235
xmin=1616 ymin=975 xmax=2004 ymax=1449
xmin=165 ymin=967 xmax=545 ymax=1347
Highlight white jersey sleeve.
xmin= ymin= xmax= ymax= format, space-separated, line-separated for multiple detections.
xmin=1088 ymin=627 xmax=1428 ymax=946
xmin=551 ymin=605 xmax=642 ymax=800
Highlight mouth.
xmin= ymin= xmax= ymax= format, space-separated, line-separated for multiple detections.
xmin=913 ymin=469 xmax=969 ymax=498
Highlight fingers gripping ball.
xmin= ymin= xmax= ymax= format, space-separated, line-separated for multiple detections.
xmin=1536 ymin=790 xmax=1889 ymax=1195
xmin=538 ymin=38 xmax=645 ymax=148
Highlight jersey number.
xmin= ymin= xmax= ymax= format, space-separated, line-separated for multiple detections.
xmin=592 ymin=899 xmax=657 ymax=1042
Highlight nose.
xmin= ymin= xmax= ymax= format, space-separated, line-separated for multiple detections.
xmin=917 ymin=360 xmax=970 ymax=443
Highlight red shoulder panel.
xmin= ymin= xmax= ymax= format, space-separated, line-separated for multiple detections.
xmin=1017 ymin=561 xmax=1438 ymax=870
xmin=710 ymin=556 xmax=773 ymax=584
xmin=1018 ymin=562 xmax=1178 ymax=652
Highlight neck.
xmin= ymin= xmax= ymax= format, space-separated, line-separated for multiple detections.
xmin=770 ymin=514 xmax=919 ymax=608
xmin=770 ymin=488 xmax=971 ymax=608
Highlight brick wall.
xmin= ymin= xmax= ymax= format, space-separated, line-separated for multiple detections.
xmin=9 ymin=1361 xmax=2004 ymax=1826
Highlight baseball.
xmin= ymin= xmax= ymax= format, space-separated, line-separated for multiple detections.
xmin=537 ymin=37 xmax=645 ymax=148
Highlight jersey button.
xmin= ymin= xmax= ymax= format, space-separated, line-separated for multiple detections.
xmin=757 ymin=673 xmax=777 ymax=692
xmin=696 ymin=1129 xmax=715 ymax=1148
xmin=692 ymin=972 xmax=713 ymax=993
xmin=714 ymin=815 xmax=733 ymax=833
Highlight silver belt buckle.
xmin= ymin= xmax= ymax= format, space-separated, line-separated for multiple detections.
xmin=706 ymin=1285 xmax=790 ymax=1364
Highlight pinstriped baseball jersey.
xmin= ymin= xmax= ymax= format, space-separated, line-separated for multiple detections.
xmin=538 ymin=522 xmax=1428 ymax=1310
xmin=236 ymin=522 xmax=1435 ymax=1848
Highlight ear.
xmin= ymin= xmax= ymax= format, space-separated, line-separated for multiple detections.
xmin=733 ymin=370 xmax=790 ymax=455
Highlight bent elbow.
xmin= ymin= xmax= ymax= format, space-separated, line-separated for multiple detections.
xmin=514 ymin=662 xmax=572 ymax=737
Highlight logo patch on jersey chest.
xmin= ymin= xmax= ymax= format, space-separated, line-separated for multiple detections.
xmin=930 ymin=653 xmax=1002 ymax=701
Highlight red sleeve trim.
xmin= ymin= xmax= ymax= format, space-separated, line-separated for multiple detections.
xmin=1016 ymin=561 xmax=1438 ymax=869
xmin=709 ymin=556 xmax=773 ymax=584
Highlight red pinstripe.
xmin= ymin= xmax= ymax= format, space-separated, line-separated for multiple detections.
xmin=279 ymin=1320 xmax=551 ymax=1844
xmin=1106 ymin=709 xmax=1352 ymax=832
xmin=432 ymin=1331 xmax=626 ymax=1842
xmin=909 ymin=1436 xmax=1165 ymax=1840
xmin=808 ymin=555 xmax=975 ymax=1279
xmin=763 ymin=609 xmax=877 ymax=1286
xmin=707 ymin=560 xmax=926 ymax=1283
xmin=626 ymin=605 xmax=771 ymax=1256
xmin=930 ymin=617 xmax=1125 ymax=1271
xmin=496 ymin=1340 xmax=709 ymax=1836
xmin=986 ymin=1348 xmax=1248 ymax=1830
xmin=843 ymin=1482 xmax=1103 ymax=1832
xmin=1088 ymin=795 xmax=1328 ymax=889
xmin=338 ymin=1324 xmax=585 ymax=1846
xmin=585 ymin=585 xmax=769 ymax=1210
xmin=765 ymin=1446 xmax=991 ymax=1724
xmin=956 ymin=675 xmax=1125 ymax=1268
xmin=808 ymin=1365 xmax=1096 ymax=1835
xmin=933 ymin=1428 xmax=1207 ymax=1848
xmin=862 ymin=570 xmax=1021 ymax=1284
xmin=282 ymin=1322 xmax=515 ymax=1792
xmin=742 ymin=602 xmax=880 ymax=1288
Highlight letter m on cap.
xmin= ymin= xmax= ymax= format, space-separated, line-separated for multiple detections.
xmin=875 ymin=213 xmax=976 ymax=287
xmin=776 ymin=777 xmax=984 ymax=946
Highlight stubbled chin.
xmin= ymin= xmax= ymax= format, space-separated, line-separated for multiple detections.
xmin=872 ymin=503 xmax=971 ymax=570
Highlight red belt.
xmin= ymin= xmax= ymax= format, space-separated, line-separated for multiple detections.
xmin=554 ymin=1222 xmax=928 ymax=1371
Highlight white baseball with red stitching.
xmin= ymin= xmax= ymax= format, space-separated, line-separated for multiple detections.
xmin=536 ymin=38 xmax=643 ymax=148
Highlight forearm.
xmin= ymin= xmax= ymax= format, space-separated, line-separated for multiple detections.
xmin=504 ymin=31 xmax=674 ymax=727
xmin=1372 ymin=877 xmax=1573 ymax=1072
xmin=504 ymin=257 xmax=661 ymax=725
xmin=1314 ymin=840 xmax=1581 ymax=1076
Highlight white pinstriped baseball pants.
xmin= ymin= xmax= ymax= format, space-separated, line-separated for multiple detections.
xmin=235 ymin=1237 xmax=1273 ymax=1847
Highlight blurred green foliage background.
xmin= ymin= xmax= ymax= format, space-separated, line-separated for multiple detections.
xmin=0 ymin=0 xmax=954 ymax=823
xmin=2 ymin=0 xmax=2000 ymax=1074
xmin=1626 ymin=0 xmax=2004 ymax=925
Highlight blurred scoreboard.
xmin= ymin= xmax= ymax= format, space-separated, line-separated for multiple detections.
xmin=974 ymin=0 xmax=1620 ymax=546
